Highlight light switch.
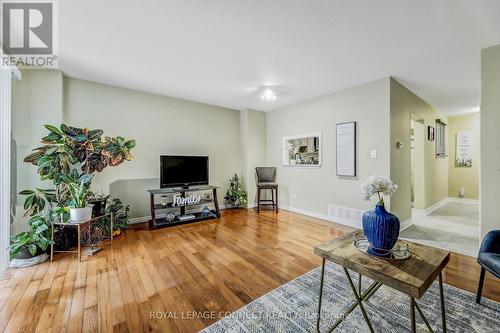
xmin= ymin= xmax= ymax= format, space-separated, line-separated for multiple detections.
xmin=370 ymin=150 xmax=377 ymax=158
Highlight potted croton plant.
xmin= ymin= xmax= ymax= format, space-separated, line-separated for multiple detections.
xmin=64 ymin=174 xmax=94 ymax=223
xmin=361 ymin=175 xmax=399 ymax=256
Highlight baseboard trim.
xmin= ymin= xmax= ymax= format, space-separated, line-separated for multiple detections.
xmin=399 ymin=219 xmax=413 ymax=231
xmin=446 ymin=197 xmax=479 ymax=204
xmin=425 ymin=197 xmax=449 ymax=216
xmin=280 ymin=205 xmax=362 ymax=229
xmin=131 ymin=203 xmax=416 ymax=234
xmin=281 ymin=205 xmax=416 ymax=232
xmin=412 ymin=196 xmax=479 ymax=220
xmin=128 ymin=216 xmax=152 ymax=224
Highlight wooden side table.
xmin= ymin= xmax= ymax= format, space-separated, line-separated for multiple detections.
xmin=314 ymin=231 xmax=450 ymax=333
xmin=50 ymin=213 xmax=114 ymax=262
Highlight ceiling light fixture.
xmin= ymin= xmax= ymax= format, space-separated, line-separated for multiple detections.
xmin=260 ymin=87 xmax=277 ymax=101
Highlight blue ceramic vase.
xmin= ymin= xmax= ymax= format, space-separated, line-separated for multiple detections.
xmin=362 ymin=204 xmax=400 ymax=256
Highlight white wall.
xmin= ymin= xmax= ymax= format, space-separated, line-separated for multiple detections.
xmin=266 ymin=78 xmax=391 ymax=216
xmin=63 ymin=77 xmax=241 ymax=218
xmin=480 ymin=44 xmax=500 ymax=237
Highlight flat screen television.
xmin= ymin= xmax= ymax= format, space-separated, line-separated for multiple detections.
xmin=160 ymin=155 xmax=209 ymax=188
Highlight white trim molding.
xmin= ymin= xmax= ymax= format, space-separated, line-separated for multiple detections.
xmin=0 ymin=51 xmax=12 ymax=272
xmin=412 ymin=196 xmax=479 ymax=220
xmin=446 ymin=197 xmax=480 ymax=204
xmin=282 ymin=204 xmax=414 ymax=232
xmin=281 ymin=205 xmax=344 ymax=226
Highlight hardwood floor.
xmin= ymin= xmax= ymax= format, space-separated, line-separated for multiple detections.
xmin=0 ymin=209 xmax=498 ymax=332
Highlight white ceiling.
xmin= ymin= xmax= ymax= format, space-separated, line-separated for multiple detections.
xmin=59 ymin=0 xmax=500 ymax=115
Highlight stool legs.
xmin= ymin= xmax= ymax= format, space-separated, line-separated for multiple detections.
xmin=271 ymin=189 xmax=275 ymax=209
xmin=275 ymin=187 xmax=278 ymax=212
xmin=256 ymin=187 xmax=279 ymax=213
xmin=257 ymin=188 xmax=261 ymax=213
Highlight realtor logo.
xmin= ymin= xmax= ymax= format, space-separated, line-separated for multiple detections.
xmin=1 ymin=1 xmax=57 ymax=68
xmin=2 ymin=1 xmax=53 ymax=54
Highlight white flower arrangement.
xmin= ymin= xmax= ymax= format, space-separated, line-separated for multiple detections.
xmin=361 ymin=175 xmax=398 ymax=205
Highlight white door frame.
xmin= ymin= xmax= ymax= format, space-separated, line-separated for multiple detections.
xmin=0 ymin=47 xmax=21 ymax=273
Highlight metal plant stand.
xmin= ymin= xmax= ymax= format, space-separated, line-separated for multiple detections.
xmin=50 ymin=213 xmax=113 ymax=262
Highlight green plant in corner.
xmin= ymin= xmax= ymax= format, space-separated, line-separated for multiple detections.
xmin=9 ymin=215 xmax=52 ymax=259
xmin=11 ymin=123 xmax=136 ymax=259
xmin=19 ymin=188 xmax=57 ymax=216
xmin=224 ymin=174 xmax=248 ymax=208
xmin=95 ymin=198 xmax=130 ymax=236
xmin=63 ymin=174 xmax=94 ymax=208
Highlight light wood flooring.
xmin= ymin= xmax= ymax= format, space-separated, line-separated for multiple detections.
xmin=0 ymin=209 xmax=498 ymax=332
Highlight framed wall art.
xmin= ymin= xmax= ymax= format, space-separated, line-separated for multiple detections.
xmin=336 ymin=122 xmax=356 ymax=177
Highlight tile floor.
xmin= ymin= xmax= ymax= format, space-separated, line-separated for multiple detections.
xmin=400 ymin=201 xmax=480 ymax=257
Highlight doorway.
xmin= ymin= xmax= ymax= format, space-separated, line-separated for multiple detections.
xmin=401 ymin=112 xmax=481 ymax=257
xmin=410 ymin=117 xmax=425 ymax=211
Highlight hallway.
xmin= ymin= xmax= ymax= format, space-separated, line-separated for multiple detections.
xmin=400 ymin=201 xmax=479 ymax=257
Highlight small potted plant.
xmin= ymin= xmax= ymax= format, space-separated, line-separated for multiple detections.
xmin=87 ymin=190 xmax=110 ymax=217
xmin=65 ymin=174 xmax=94 ymax=222
xmin=224 ymin=174 xmax=248 ymax=208
xmin=10 ymin=215 xmax=52 ymax=260
xmin=361 ymin=175 xmax=399 ymax=256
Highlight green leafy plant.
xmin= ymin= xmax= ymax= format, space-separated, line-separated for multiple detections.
xmin=101 ymin=136 xmax=136 ymax=167
xmin=9 ymin=215 xmax=52 ymax=258
xmin=87 ymin=190 xmax=110 ymax=202
xmin=63 ymin=174 xmax=94 ymax=208
xmin=18 ymin=188 xmax=57 ymax=216
xmin=11 ymin=124 xmax=136 ymax=259
xmin=224 ymin=174 xmax=248 ymax=208
xmin=21 ymin=123 xmax=135 ymax=210
xmin=24 ymin=124 xmax=136 ymax=182
xmin=94 ymin=198 xmax=130 ymax=235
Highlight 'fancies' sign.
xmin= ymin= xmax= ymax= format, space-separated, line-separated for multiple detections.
xmin=172 ymin=194 xmax=201 ymax=207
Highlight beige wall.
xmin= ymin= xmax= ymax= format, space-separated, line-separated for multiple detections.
xmin=411 ymin=119 xmax=425 ymax=210
xmin=267 ymin=78 xmax=391 ymax=215
xmin=11 ymin=71 xmax=457 ymax=232
xmin=448 ymin=113 xmax=480 ymax=199
xmin=240 ymin=109 xmax=267 ymax=207
xmin=11 ymin=71 xmax=242 ymax=223
xmin=63 ymin=77 xmax=241 ymax=218
xmin=390 ymin=79 xmax=448 ymax=221
xmin=11 ymin=70 xmax=63 ymax=234
xmin=481 ymin=44 xmax=500 ymax=237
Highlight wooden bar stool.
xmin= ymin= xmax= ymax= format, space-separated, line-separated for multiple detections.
xmin=255 ymin=167 xmax=278 ymax=213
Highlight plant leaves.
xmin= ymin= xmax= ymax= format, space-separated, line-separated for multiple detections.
xmin=19 ymin=190 xmax=34 ymax=195
xmin=28 ymin=244 xmax=37 ymax=256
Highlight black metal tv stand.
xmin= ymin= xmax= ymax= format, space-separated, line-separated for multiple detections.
xmin=147 ymin=185 xmax=220 ymax=229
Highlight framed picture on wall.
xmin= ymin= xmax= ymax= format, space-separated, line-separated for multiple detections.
xmin=283 ymin=133 xmax=322 ymax=167
xmin=428 ymin=126 xmax=435 ymax=141
xmin=336 ymin=122 xmax=356 ymax=177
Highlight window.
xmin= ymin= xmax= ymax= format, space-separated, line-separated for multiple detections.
xmin=435 ymin=119 xmax=448 ymax=158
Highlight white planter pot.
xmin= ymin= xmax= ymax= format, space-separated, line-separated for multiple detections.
xmin=69 ymin=205 xmax=93 ymax=223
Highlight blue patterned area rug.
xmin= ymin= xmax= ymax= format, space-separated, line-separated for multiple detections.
xmin=201 ymin=262 xmax=499 ymax=332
